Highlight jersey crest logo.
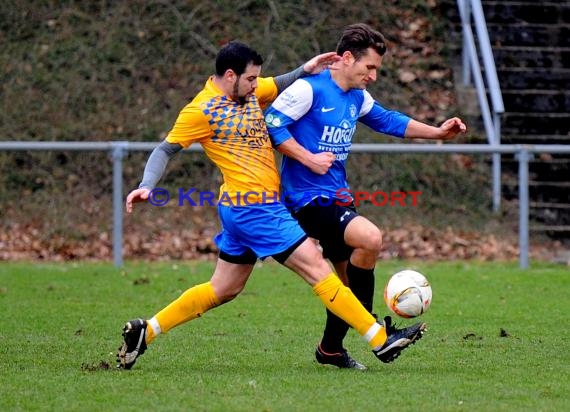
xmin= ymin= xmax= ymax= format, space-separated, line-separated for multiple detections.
xmin=349 ymin=104 xmax=357 ymax=118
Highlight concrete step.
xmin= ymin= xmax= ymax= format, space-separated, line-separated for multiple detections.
xmin=503 ymin=178 xmax=570 ymax=189
xmin=481 ymin=1 xmax=570 ymax=25
xmin=498 ymin=90 xmax=570 ymax=113
xmin=442 ymin=27 xmax=570 ymax=67
xmin=438 ymin=1 xmax=570 ymax=25
xmin=528 ymin=226 xmax=570 ymax=237
xmin=488 ymin=23 xmax=570 ymax=47
xmin=501 ymin=134 xmax=570 ymax=145
xmin=493 ymin=46 xmax=570 ymax=69
xmin=447 ymin=29 xmax=570 ymax=69
xmin=507 ymin=208 xmax=570 ymax=228
xmin=531 ymin=214 xmax=570 ymax=228
xmin=494 ymin=68 xmax=570 ymax=90
xmin=482 ymin=0 xmax=568 ymax=4
xmin=501 ymin=157 xmax=570 ymax=181
xmin=502 ymin=113 xmax=570 ymax=135
xmin=530 ymin=202 xmax=570 ymax=210
xmin=502 ymin=180 xmax=570 ymax=203
xmin=501 ymin=166 xmax=570 ymax=220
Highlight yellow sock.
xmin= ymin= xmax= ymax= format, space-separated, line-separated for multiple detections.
xmin=313 ymin=273 xmax=387 ymax=348
xmin=145 ymin=282 xmax=220 ymax=344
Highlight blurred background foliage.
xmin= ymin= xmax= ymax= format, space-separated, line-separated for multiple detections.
xmin=0 ymin=0 xmax=513 ymax=259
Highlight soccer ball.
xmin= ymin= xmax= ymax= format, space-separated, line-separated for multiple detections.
xmin=384 ymin=269 xmax=432 ymax=318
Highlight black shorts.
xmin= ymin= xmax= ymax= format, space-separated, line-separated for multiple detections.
xmin=292 ymin=197 xmax=359 ymax=263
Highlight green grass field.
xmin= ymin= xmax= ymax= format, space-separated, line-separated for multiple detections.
xmin=1 ymin=260 xmax=568 ymax=411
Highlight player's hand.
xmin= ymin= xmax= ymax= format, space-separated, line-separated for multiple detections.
xmin=308 ymin=152 xmax=336 ymax=175
xmin=125 ymin=188 xmax=151 ymax=213
xmin=303 ymin=52 xmax=342 ymax=75
xmin=438 ymin=117 xmax=467 ymax=140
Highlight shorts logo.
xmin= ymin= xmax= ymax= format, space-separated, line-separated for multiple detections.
xmin=339 ymin=211 xmax=351 ymax=222
xmin=321 ymin=107 xmax=335 ymax=113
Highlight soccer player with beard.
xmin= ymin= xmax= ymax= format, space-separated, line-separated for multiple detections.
xmin=265 ymin=24 xmax=466 ymax=369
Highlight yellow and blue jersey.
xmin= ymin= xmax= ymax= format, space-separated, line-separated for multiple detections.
xmin=166 ymin=76 xmax=280 ymax=206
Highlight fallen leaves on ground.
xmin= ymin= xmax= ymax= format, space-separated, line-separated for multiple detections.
xmin=0 ymin=222 xmax=565 ymax=264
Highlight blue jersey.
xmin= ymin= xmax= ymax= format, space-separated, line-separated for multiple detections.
xmin=264 ymin=70 xmax=411 ymax=210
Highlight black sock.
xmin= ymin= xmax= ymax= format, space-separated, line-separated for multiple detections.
xmin=320 ymin=309 xmax=350 ymax=353
xmin=320 ymin=263 xmax=375 ymax=353
xmin=346 ymin=261 xmax=375 ymax=313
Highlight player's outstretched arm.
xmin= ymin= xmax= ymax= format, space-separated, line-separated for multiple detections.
xmin=302 ymin=52 xmax=342 ymax=75
xmin=404 ymin=117 xmax=467 ymax=140
xmin=125 ymin=188 xmax=151 ymax=213
xmin=273 ymin=52 xmax=341 ymax=93
xmin=125 ymin=140 xmax=183 ymax=213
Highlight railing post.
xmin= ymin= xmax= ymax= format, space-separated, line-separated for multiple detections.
xmin=459 ymin=0 xmax=472 ymax=85
xmin=516 ymin=148 xmax=532 ymax=269
xmin=492 ymin=112 xmax=502 ymax=212
xmin=111 ymin=141 xmax=129 ymax=267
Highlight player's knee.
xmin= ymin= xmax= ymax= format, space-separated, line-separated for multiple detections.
xmin=363 ymin=227 xmax=383 ymax=253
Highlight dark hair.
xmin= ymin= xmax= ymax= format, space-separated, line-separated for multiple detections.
xmin=215 ymin=41 xmax=264 ymax=76
xmin=336 ymin=23 xmax=387 ymax=60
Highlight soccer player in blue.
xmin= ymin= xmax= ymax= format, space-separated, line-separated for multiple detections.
xmin=265 ymin=23 xmax=466 ymax=369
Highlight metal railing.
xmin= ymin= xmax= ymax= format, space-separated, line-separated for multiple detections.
xmin=457 ymin=0 xmax=505 ymax=212
xmin=3 ymin=141 xmax=570 ymax=269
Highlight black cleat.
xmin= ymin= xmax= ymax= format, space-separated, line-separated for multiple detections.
xmin=373 ymin=316 xmax=426 ymax=363
xmin=117 ymin=318 xmax=147 ymax=370
xmin=315 ymin=344 xmax=367 ymax=370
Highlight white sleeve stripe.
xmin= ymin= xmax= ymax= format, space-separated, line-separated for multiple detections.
xmin=359 ymin=90 xmax=374 ymax=117
xmin=271 ymin=79 xmax=313 ymax=121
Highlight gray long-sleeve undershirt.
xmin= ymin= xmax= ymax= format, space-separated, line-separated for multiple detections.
xmin=138 ymin=141 xmax=182 ymax=189
xmin=274 ymin=65 xmax=308 ymax=93
xmin=137 ymin=65 xmax=310 ymax=189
